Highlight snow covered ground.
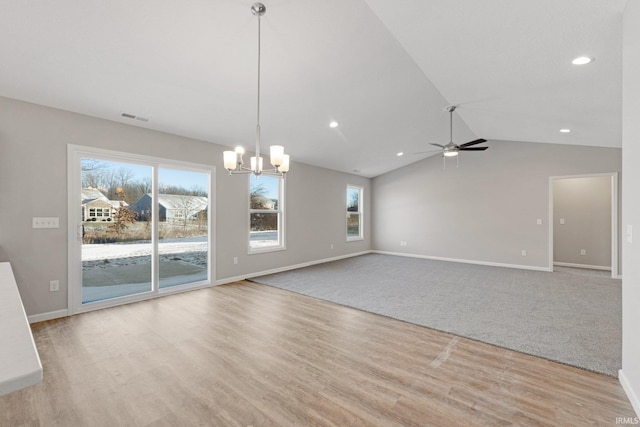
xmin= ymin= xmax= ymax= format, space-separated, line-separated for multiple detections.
xmin=81 ymin=237 xmax=208 ymax=302
xmin=80 ymin=233 xmax=276 ymax=303
xmin=82 ymin=236 xmax=207 ymax=261
xmin=82 ymin=232 xmax=279 ymax=270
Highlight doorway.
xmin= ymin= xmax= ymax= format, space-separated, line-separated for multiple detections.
xmin=68 ymin=145 xmax=215 ymax=314
xmin=549 ymin=173 xmax=618 ymax=278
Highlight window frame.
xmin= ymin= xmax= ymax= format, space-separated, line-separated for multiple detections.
xmin=248 ymin=175 xmax=286 ymax=254
xmin=346 ymin=185 xmax=364 ymax=242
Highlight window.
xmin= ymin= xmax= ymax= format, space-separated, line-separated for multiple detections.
xmin=347 ymin=185 xmax=363 ymax=241
xmin=86 ymin=207 xmax=112 ymax=220
xmin=250 ymin=175 xmax=284 ymax=252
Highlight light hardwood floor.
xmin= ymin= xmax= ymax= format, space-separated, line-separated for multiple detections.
xmin=1 ymin=281 xmax=635 ymax=426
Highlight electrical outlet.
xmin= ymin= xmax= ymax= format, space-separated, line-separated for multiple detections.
xmin=536 ymin=219 xmax=543 ymax=225
xmin=521 ymin=250 xmax=527 ymax=257
xmin=580 ymin=249 xmax=586 ymax=256
xmin=233 ymin=257 xmax=238 ymax=265
xmin=49 ymin=280 xmax=59 ymax=292
xmin=330 ymin=243 xmax=334 ymax=250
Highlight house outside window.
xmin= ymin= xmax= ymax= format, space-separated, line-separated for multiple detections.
xmin=249 ymin=176 xmax=284 ymax=252
xmin=347 ymin=185 xmax=363 ymax=241
xmin=82 ymin=188 xmax=120 ymax=222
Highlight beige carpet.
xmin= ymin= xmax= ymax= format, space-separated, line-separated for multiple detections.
xmin=253 ymin=253 xmax=621 ymax=376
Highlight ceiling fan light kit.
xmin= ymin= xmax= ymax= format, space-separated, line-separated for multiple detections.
xmin=223 ymin=3 xmax=290 ymax=179
xmin=429 ymin=105 xmax=488 ymax=168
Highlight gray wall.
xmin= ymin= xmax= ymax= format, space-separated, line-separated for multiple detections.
xmin=622 ymin=0 xmax=640 ymax=415
xmin=372 ymin=140 xmax=621 ymax=269
xmin=0 ymin=96 xmax=370 ymax=317
xmin=553 ymin=176 xmax=611 ymax=268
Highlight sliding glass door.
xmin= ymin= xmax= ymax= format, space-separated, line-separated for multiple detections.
xmin=80 ymin=159 xmax=153 ymax=303
xmin=69 ymin=146 xmax=214 ymax=313
xmin=158 ymin=168 xmax=209 ymax=289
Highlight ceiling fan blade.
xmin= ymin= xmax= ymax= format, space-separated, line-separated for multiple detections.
xmin=429 ymin=143 xmax=445 ymax=148
xmin=458 ymin=138 xmax=487 ymax=148
xmin=459 ymin=146 xmax=488 ymax=151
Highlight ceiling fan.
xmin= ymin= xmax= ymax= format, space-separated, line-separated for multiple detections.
xmin=431 ymin=105 xmax=488 ymax=158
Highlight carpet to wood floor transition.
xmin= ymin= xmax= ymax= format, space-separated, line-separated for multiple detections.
xmin=253 ymin=253 xmax=622 ymax=377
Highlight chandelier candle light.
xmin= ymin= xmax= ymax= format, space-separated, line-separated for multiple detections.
xmin=223 ymin=3 xmax=290 ymax=178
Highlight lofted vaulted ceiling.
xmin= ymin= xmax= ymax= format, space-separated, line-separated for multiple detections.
xmin=0 ymin=0 xmax=628 ymax=177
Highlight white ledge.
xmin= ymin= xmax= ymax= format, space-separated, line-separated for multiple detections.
xmin=0 ymin=262 xmax=43 ymax=396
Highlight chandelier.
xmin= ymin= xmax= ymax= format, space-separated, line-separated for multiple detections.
xmin=223 ymin=3 xmax=290 ymax=178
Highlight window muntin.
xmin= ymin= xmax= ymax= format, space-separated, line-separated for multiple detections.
xmin=347 ymin=185 xmax=363 ymax=241
xmin=250 ymin=176 xmax=284 ymax=252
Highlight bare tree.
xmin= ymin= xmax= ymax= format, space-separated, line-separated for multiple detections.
xmin=81 ymin=159 xmax=106 ymax=173
xmin=114 ymin=168 xmax=135 ymax=202
xmin=250 ymin=183 xmax=277 ymax=231
xmin=125 ymin=177 xmax=152 ymax=205
xmin=107 ymin=189 xmax=137 ymax=238
xmin=159 ymin=183 xmax=207 ymax=197
xmin=347 ymin=190 xmax=359 ymax=212
xmin=250 ymin=183 xmax=269 ymax=209
xmin=107 ymin=204 xmax=137 ymax=238
xmin=189 ymin=184 xmax=207 ymax=197
xmin=175 ymin=197 xmax=201 ymax=232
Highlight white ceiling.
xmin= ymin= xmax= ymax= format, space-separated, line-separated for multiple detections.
xmin=0 ymin=0 xmax=628 ymax=177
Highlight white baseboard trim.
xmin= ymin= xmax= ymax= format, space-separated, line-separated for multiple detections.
xmin=371 ymin=251 xmax=551 ymax=272
xmin=26 ymin=252 xmax=373 ymax=322
xmin=28 ymin=250 xmax=553 ymax=321
xmin=28 ymin=309 xmax=69 ymax=324
xmin=553 ymin=261 xmax=612 ymax=271
xmin=216 ymin=250 xmax=373 ymax=285
xmin=619 ymin=369 xmax=640 ymax=417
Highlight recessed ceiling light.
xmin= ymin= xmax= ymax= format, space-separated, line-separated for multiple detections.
xmin=329 ymin=121 xmax=339 ymax=128
xmin=572 ymin=56 xmax=593 ymax=65
xmin=560 ymin=129 xmax=571 ymax=133
xmin=397 ymin=152 xmax=404 ymax=157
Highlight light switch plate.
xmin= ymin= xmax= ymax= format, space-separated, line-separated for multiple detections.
xmin=33 ymin=217 xmax=59 ymax=228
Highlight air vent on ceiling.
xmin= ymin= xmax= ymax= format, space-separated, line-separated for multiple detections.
xmin=121 ymin=112 xmax=150 ymax=122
